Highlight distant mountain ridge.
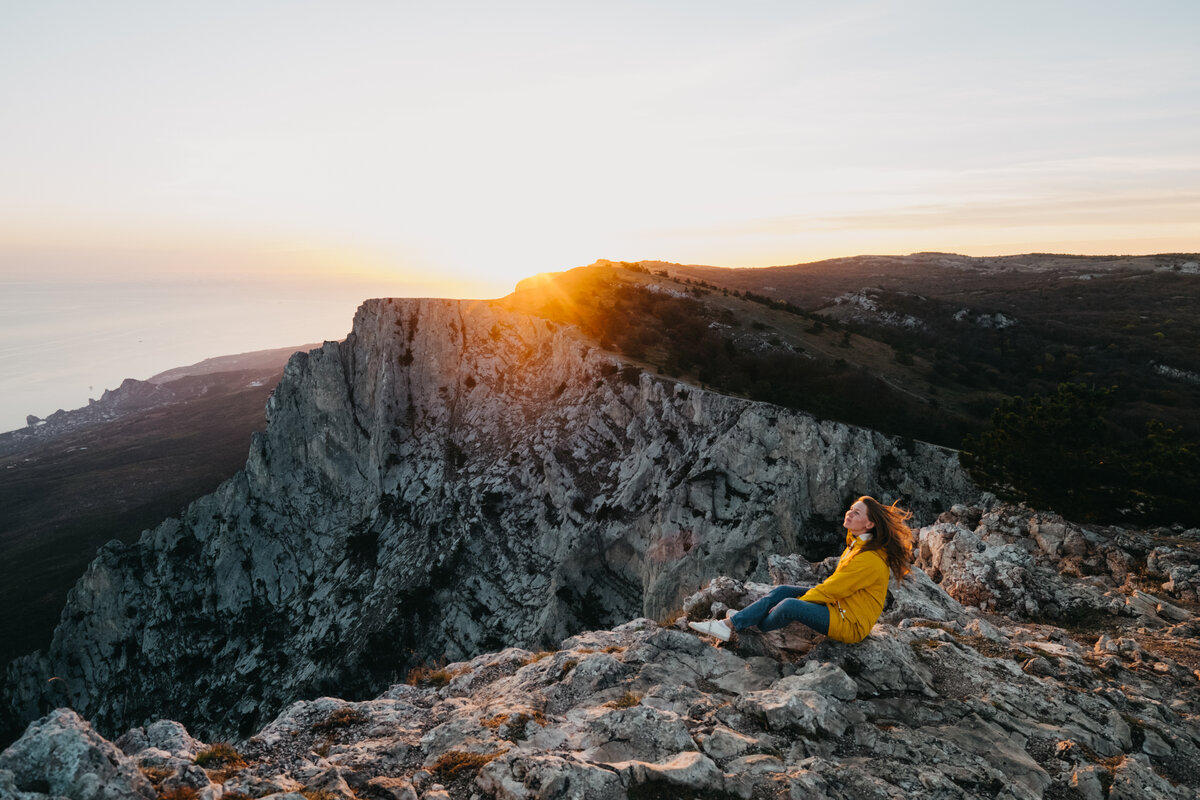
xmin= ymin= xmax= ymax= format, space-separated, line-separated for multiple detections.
xmin=3 ymin=344 xmax=318 ymax=446
xmin=144 ymin=345 xmax=321 ymax=385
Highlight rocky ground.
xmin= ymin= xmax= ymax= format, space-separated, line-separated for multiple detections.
xmin=4 ymin=503 xmax=1200 ymax=800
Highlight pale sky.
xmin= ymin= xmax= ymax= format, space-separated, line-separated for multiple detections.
xmin=2 ymin=0 xmax=1197 ymax=298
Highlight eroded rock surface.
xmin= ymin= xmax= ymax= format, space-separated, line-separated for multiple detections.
xmin=5 ymin=505 xmax=1200 ymax=800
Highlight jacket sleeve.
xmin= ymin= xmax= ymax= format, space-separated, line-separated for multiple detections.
xmin=800 ymin=554 xmax=887 ymax=604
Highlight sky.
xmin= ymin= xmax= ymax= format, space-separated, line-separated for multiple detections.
xmin=1 ymin=0 xmax=1198 ymax=429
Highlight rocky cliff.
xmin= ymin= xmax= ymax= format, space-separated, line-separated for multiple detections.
xmin=2 ymin=297 xmax=974 ymax=744
xmin=4 ymin=505 xmax=1199 ymax=800
xmin=0 ymin=346 xmax=308 ymax=669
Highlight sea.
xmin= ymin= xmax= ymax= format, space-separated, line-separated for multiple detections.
xmin=0 ymin=276 xmax=432 ymax=434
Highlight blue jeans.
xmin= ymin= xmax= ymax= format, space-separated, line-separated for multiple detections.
xmin=730 ymin=584 xmax=829 ymax=636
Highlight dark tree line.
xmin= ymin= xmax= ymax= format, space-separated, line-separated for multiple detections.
xmin=962 ymin=383 xmax=1200 ymax=526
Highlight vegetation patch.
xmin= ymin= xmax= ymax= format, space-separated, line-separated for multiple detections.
xmin=194 ymin=742 xmax=246 ymax=768
xmin=157 ymin=789 xmax=200 ymax=800
xmin=607 ymin=691 xmax=643 ymax=709
xmin=480 ymin=710 xmax=547 ymax=741
xmin=958 ymin=634 xmax=1021 ymax=661
xmin=962 ymin=383 xmax=1200 ymax=526
xmin=406 ymin=662 xmax=453 ymax=687
xmin=140 ymin=766 xmax=173 ymax=786
xmin=909 ymin=638 xmax=946 ymax=655
xmin=518 ymin=651 xmax=553 ymax=666
xmin=480 ymin=713 xmax=509 ymax=729
xmin=299 ymin=791 xmax=341 ymax=800
xmin=312 ymin=705 xmax=369 ymax=733
xmin=431 ymin=750 xmax=501 ymax=781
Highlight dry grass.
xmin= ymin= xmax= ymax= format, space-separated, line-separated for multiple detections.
xmin=607 ymin=691 xmax=642 ymax=709
xmin=194 ymin=742 xmax=246 ymax=769
xmin=518 ymin=651 xmax=553 ymax=666
xmin=406 ymin=663 xmax=453 ymax=687
xmin=658 ymin=608 xmax=683 ymax=626
xmin=479 ymin=710 xmax=549 ymax=741
xmin=480 ymin=713 xmax=508 ymax=730
xmin=312 ymin=705 xmax=369 ymax=732
xmin=157 ymin=789 xmax=199 ymax=800
xmin=431 ymin=750 xmax=501 ymax=781
xmin=140 ymin=766 xmax=173 ymax=786
xmin=299 ymin=791 xmax=341 ymax=800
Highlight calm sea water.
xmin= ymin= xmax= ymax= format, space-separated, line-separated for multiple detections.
xmin=0 ymin=277 xmax=419 ymax=433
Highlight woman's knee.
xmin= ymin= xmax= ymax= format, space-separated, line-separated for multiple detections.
xmin=765 ymin=598 xmax=828 ymax=634
xmin=766 ymin=584 xmax=805 ymax=602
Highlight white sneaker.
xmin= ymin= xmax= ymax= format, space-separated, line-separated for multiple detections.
xmin=688 ymin=618 xmax=732 ymax=642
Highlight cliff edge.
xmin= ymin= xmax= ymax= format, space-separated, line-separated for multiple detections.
xmin=2 ymin=297 xmax=974 ymax=743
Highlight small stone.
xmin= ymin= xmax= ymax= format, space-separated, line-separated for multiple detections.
xmin=1141 ymin=729 xmax=1172 ymax=757
xmin=1070 ymin=765 xmax=1105 ymax=800
xmin=1021 ymin=656 xmax=1056 ymax=677
xmin=366 ymin=777 xmax=418 ymax=800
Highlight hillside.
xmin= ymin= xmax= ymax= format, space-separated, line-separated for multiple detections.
xmin=502 ymin=256 xmax=1200 ymax=524
xmin=663 ymin=253 xmax=1200 ymax=434
xmin=0 ymin=345 xmax=314 ymax=665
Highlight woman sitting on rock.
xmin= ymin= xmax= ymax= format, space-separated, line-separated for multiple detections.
xmin=689 ymin=496 xmax=914 ymax=644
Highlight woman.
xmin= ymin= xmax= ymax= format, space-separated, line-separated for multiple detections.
xmin=688 ymin=496 xmax=914 ymax=644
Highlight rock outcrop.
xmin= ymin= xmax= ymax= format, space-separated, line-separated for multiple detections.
xmin=2 ymin=298 xmax=974 ymax=744
xmin=5 ymin=505 xmax=1200 ymax=800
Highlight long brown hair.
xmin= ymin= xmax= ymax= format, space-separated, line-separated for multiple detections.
xmin=856 ymin=496 xmax=914 ymax=580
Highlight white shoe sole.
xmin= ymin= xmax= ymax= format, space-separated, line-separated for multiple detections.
xmin=687 ymin=619 xmax=732 ymax=642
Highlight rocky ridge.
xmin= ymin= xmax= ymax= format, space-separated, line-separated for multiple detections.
xmin=2 ymin=297 xmax=973 ymax=745
xmin=4 ymin=503 xmax=1200 ymax=800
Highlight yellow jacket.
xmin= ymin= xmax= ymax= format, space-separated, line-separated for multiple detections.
xmin=799 ymin=534 xmax=890 ymax=643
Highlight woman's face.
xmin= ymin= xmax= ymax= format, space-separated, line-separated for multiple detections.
xmin=844 ymin=501 xmax=875 ymax=534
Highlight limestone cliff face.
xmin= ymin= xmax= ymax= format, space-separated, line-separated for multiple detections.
xmin=3 ymin=298 xmax=974 ymax=741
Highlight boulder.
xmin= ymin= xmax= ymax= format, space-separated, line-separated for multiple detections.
xmin=0 ymin=708 xmax=155 ymax=799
